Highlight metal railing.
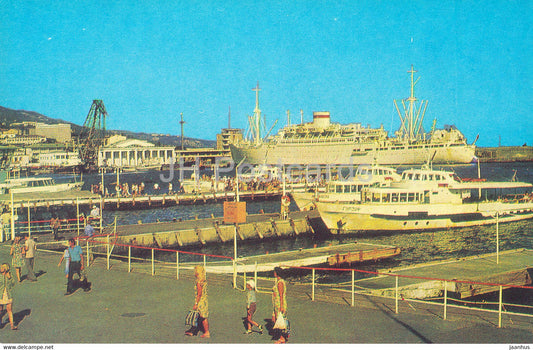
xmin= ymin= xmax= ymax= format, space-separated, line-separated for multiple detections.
xmin=276 ymin=265 xmax=533 ymax=329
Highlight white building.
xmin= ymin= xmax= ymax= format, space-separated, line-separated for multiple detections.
xmin=37 ymin=151 xmax=81 ymax=167
xmin=98 ymin=136 xmax=175 ymax=168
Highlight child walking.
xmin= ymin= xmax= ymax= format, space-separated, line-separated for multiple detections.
xmin=57 ymin=245 xmax=70 ymax=278
xmin=245 ymin=280 xmax=262 ymax=334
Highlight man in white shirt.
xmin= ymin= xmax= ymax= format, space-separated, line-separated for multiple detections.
xmin=24 ymin=233 xmax=37 ymax=282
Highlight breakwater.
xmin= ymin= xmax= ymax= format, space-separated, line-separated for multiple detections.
xmin=476 ymin=146 xmax=533 ymax=162
xmin=104 ymin=211 xmax=318 ymax=249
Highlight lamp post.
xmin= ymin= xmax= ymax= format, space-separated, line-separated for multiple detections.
xmin=483 ymin=210 xmax=500 ymax=264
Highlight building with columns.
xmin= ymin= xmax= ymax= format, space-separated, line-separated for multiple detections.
xmin=97 ymin=135 xmax=175 ymax=168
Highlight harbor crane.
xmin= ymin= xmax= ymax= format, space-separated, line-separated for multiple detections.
xmin=77 ymin=99 xmax=107 ymax=171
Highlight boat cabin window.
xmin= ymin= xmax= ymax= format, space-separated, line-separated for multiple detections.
xmin=367 ymin=191 xmax=421 ymax=203
xmin=428 ymin=174 xmax=434 ymax=181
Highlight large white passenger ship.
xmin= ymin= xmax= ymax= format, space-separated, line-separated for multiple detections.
xmin=230 ymin=67 xmax=476 ymax=166
xmin=314 ymin=166 xmax=533 ymax=234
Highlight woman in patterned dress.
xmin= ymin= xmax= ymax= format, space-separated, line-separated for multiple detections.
xmin=0 ymin=263 xmax=17 ymax=330
xmin=185 ymin=265 xmax=210 ymax=338
xmin=10 ymin=237 xmax=24 ymax=282
xmin=272 ymin=267 xmax=288 ymax=343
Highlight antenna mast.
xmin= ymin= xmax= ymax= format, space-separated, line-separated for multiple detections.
xmin=179 ymin=112 xmax=185 ymax=150
xmin=251 ymin=82 xmax=262 ymax=145
xmin=228 ymin=106 xmax=231 ymax=129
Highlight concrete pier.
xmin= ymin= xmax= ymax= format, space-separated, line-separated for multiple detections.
xmin=96 ymin=210 xmax=320 ymax=249
xmin=354 ymin=249 xmax=533 ymax=299
xmin=1 ymin=189 xmax=283 ymax=210
xmin=191 ymin=242 xmax=401 ymax=273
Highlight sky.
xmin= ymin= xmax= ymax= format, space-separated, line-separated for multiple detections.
xmin=0 ymin=0 xmax=531 ymax=147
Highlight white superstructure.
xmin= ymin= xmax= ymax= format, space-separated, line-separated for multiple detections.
xmin=230 ymin=67 xmax=476 ymax=166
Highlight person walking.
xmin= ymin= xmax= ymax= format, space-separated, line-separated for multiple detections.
xmin=65 ymin=238 xmax=91 ymax=295
xmin=0 ymin=263 xmax=17 ymax=330
xmin=185 ymin=265 xmax=210 ymax=338
xmin=23 ymin=234 xmax=37 ymax=282
xmin=57 ymin=244 xmax=70 ymax=279
xmin=50 ymin=216 xmax=60 ymax=241
xmin=272 ymin=267 xmax=288 ymax=344
xmin=244 ymin=279 xmax=262 ymax=334
xmin=10 ymin=237 xmax=24 ymax=283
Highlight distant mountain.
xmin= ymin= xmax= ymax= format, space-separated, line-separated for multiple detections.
xmin=0 ymin=106 xmax=216 ymax=148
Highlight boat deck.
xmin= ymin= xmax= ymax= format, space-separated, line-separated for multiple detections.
xmin=190 ymin=242 xmax=400 ymax=273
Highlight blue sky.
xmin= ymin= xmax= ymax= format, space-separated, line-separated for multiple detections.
xmin=0 ymin=0 xmax=531 ymax=147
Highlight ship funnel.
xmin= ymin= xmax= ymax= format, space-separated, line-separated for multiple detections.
xmin=313 ymin=111 xmax=330 ymax=128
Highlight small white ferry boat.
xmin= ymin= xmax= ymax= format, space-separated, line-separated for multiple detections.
xmin=292 ymin=164 xmax=401 ymax=210
xmin=315 ymin=166 xmax=533 ymax=234
xmin=0 ymin=177 xmax=83 ymax=195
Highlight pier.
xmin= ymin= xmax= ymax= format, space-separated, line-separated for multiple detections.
xmin=353 ymin=249 xmax=533 ymax=299
xmin=109 ymin=210 xmax=319 ymax=248
xmin=190 ymin=242 xmax=401 ymax=273
xmin=1 ymin=188 xmax=283 ymax=210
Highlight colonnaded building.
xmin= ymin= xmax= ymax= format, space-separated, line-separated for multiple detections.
xmin=97 ymin=135 xmax=174 ymax=168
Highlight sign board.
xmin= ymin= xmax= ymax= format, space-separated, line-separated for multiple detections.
xmin=223 ymin=201 xmax=247 ymax=224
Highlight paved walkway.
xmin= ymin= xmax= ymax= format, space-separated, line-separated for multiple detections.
xmin=0 ymin=241 xmax=532 ymax=344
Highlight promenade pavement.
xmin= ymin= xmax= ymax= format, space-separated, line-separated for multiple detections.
xmin=0 ymin=241 xmax=532 ymax=344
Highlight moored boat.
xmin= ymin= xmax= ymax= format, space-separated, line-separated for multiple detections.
xmin=230 ymin=66 xmax=476 ymax=166
xmin=0 ymin=177 xmax=83 ymax=195
xmin=292 ymin=163 xmax=401 ymax=211
xmin=315 ymin=166 xmax=533 ymax=234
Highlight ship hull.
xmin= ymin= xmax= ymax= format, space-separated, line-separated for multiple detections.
xmin=316 ymin=200 xmax=533 ymax=234
xmin=230 ymin=142 xmax=476 ymax=166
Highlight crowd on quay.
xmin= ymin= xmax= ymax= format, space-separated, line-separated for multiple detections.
xmin=88 ymin=174 xmax=295 ymax=198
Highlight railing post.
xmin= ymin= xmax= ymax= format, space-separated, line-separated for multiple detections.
xmin=351 ymin=270 xmax=355 ymax=307
xmin=203 ymin=254 xmax=206 ymax=269
xmin=176 ymin=251 xmax=179 ymax=280
xmin=443 ymin=280 xmax=447 ymax=320
xmin=106 ymin=233 xmax=110 ymax=270
xmin=498 ymin=285 xmax=503 ymax=328
xmin=254 ymin=261 xmax=258 ymax=288
xmin=312 ymin=268 xmax=315 ymax=301
xmin=233 ymin=260 xmax=237 ymax=289
xmin=10 ymin=191 xmax=15 ymax=240
xmin=100 ymin=196 xmax=103 ymax=235
xmin=86 ymin=240 xmax=90 ymax=266
xmin=395 ymin=275 xmax=399 ymax=314
xmin=151 ymin=249 xmax=155 ymax=276
xmin=128 ymin=246 xmax=131 ymax=273
xmin=76 ymin=197 xmax=80 ymax=237
xmin=243 ymin=271 xmax=247 ymax=291
xmin=27 ymin=202 xmax=30 ymax=238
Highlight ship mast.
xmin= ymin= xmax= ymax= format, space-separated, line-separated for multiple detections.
xmin=394 ymin=65 xmax=428 ymax=141
xmin=252 ymin=82 xmax=262 ymax=146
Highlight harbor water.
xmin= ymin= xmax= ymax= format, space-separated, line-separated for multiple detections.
xmin=18 ymin=163 xmax=533 ymax=273
xmin=68 ymin=163 xmax=533 ymax=266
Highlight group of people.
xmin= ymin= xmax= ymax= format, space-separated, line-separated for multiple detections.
xmin=184 ymin=266 xmax=289 ymax=343
xmin=1 ymin=233 xmax=38 ymax=330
